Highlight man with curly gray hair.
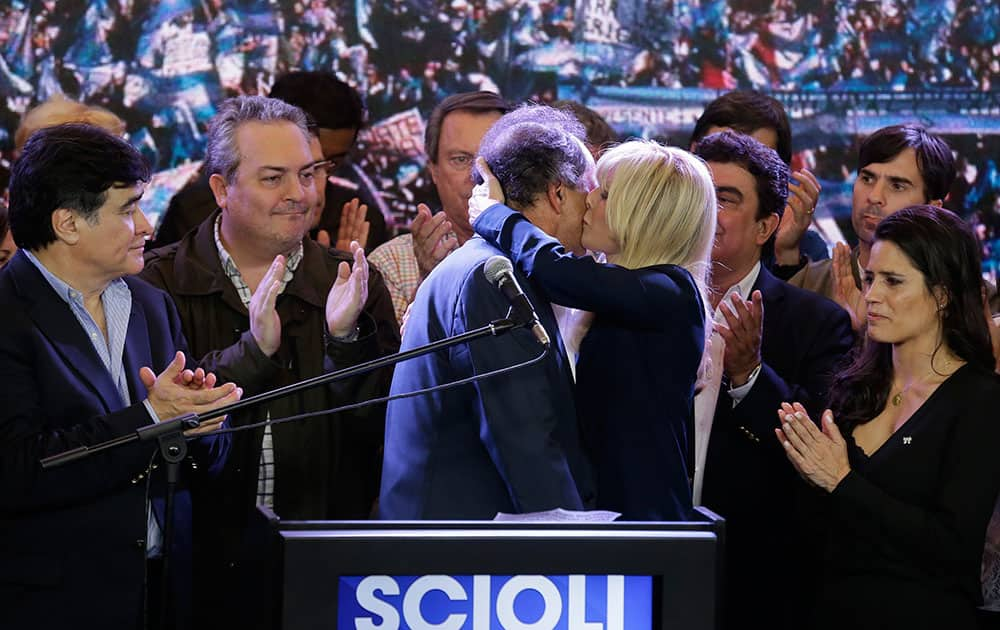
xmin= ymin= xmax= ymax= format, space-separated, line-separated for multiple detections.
xmin=379 ymin=105 xmax=597 ymax=519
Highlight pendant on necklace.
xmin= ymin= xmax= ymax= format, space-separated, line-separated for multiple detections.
xmin=891 ymin=392 xmax=903 ymax=406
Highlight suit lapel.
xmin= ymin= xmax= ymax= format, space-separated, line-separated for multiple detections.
xmin=123 ymin=294 xmax=153 ymax=407
xmin=11 ymin=253 xmax=124 ymax=413
xmin=530 ymin=282 xmax=573 ymax=388
xmin=752 ymin=267 xmax=787 ymax=364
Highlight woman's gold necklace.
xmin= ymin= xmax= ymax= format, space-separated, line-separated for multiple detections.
xmin=890 ymin=361 xmax=952 ymax=406
xmin=890 ymin=387 xmax=908 ymax=406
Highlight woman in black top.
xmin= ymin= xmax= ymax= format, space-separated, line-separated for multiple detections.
xmin=777 ymin=205 xmax=1000 ymax=629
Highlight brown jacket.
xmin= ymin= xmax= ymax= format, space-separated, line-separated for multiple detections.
xmin=140 ymin=212 xmax=400 ymax=627
xmin=785 ymin=247 xmax=862 ymax=299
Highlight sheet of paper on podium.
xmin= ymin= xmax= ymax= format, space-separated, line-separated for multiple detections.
xmin=493 ymin=508 xmax=621 ymax=522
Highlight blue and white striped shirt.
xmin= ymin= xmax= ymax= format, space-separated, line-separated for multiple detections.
xmin=24 ymin=250 xmax=163 ymax=556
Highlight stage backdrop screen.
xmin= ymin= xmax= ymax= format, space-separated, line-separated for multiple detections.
xmin=1 ymin=0 xmax=997 ymax=275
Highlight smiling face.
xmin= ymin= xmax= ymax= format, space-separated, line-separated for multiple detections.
xmin=707 ymin=160 xmax=776 ymax=279
xmin=212 ymin=121 xmax=317 ymax=256
xmin=851 ymin=148 xmax=932 ymax=247
xmin=72 ymin=182 xmax=153 ymax=283
xmin=863 ymin=239 xmax=942 ymax=347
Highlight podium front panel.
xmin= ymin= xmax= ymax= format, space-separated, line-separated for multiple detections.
xmin=277 ymin=524 xmax=719 ymax=630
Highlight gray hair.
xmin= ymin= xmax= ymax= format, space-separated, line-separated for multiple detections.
xmin=205 ymin=95 xmax=310 ymax=183
xmin=476 ymin=105 xmax=590 ymax=209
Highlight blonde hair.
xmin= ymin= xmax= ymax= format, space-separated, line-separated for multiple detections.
xmin=600 ymin=140 xmax=716 ymax=270
xmin=14 ymin=96 xmax=126 ymax=153
xmin=598 ymin=140 xmax=718 ymax=349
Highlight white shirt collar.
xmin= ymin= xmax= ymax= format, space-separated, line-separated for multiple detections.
xmin=713 ymin=260 xmax=762 ymax=321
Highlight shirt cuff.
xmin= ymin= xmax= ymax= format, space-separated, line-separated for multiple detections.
xmin=142 ymin=398 xmax=162 ymax=424
xmin=728 ymin=363 xmax=762 ymax=406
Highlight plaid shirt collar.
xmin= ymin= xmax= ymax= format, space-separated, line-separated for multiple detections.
xmin=213 ymin=214 xmax=304 ymax=308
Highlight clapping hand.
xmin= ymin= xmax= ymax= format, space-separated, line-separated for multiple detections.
xmin=326 ymin=241 xmax=369 ymax=338
xmin=249 ymin=255 xmax=287 ymax=357
xmin=775 ymin=402 xmax=850 ymax=492
xmin=832 ymin=243 xmax=865 ymax=331
xmin=716 ymin=290 xmax=764 ymax=387
xmin=139 ymin=352 xmax=243 ymax=436
xmin=774 ymin=169 xmax=822 ymax=265
xmin=411 ymin=203 xmax=458 ymax=279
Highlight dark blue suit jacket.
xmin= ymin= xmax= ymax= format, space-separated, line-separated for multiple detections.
xmin=0 ymin=250 xmax=229 ymax=629
xmin=701 ymin=265 xmax=854 ymax=629
xmin=379 ymin=237 xmax=594 ymax=519
xmin=475 ymin=204 xmax=705 ymax=521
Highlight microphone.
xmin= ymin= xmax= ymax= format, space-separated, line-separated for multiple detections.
xmin=483 ymin=256 xmax=551 ymax=347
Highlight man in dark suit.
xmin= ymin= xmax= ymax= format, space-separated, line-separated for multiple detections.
xmin=379 ymin=106 xmax=597 ymax=519
xmin=0 ymin=124 xmax=237 ymax=629
xmin=693 ymin=131 xmax=855 ymax=630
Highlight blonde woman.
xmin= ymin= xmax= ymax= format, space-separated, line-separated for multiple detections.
xmin=472 ymin=140 xmax=716 ymax=520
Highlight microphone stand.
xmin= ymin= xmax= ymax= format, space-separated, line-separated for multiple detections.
xmin=39 ymin=316 xmax=527 ymax=629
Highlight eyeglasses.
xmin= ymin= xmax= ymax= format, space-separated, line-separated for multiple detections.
xmin=312 ymin=160 xmax=333 ymax=180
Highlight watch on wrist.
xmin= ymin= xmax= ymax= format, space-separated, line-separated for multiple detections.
xmin=732 ymin=362 xmax=762 ymax=388
xmin=326 ymin=325 xmax=360 ymax=345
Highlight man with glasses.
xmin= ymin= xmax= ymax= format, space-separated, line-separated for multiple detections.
xmin=369 ymin=91 xmax=514 ymax=324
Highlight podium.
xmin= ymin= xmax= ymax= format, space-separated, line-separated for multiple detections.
xmin=254 ymin=507 xmax=724 ymax=630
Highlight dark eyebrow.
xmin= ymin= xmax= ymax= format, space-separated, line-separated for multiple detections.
xmin=716 ymin=185 xmax=744 ymax=201
xmin=259 ymin=166 xmax=289 ymax=174
xmin=120 ymin=193 xmax=143 ymax=209
xmin=858 ymin=168 xmax=913 ymax=188
xmin=864 ymin=267 xmax=905 ymax=279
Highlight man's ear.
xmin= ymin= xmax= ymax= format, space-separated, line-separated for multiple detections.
xmin=426 ymin=160 xmax=439 ymax=187
xmin=545 ymin=182 xmax=564 ymax=214
xmin=929 ymin=197 xmax=944 ymax=208
xmin=208 ymin=173 xmax=230 ymax=209
xmin=755 ymin=212 xmax=781 ymax=246
xmin=51 ymin=208 xmax=82 ymax=245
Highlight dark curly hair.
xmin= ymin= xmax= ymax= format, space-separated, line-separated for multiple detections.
xmin=693 ymin=130 xmax=789 ymax=262
xmin=828 ymin=205 xmax=993 ymax=434
xmin=858 ymin=125 xmax=955 ymax=202
xmin=690 ymin=90 xmax=792 ymax=164
xmin=9 ymin=123 xmax=150 ymax=251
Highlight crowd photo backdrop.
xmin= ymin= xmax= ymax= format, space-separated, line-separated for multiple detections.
xmin=0 ymin=0 xmax=998 ymax=276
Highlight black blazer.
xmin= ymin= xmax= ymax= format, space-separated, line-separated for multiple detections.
xmin=0 ymin=250 xmax=229 ymax=629
xmin=701 ymin=265 xmax=855 ymax=629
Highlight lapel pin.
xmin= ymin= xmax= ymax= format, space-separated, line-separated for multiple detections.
xmin=903 ymin=436 xmax=912 ymax=445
